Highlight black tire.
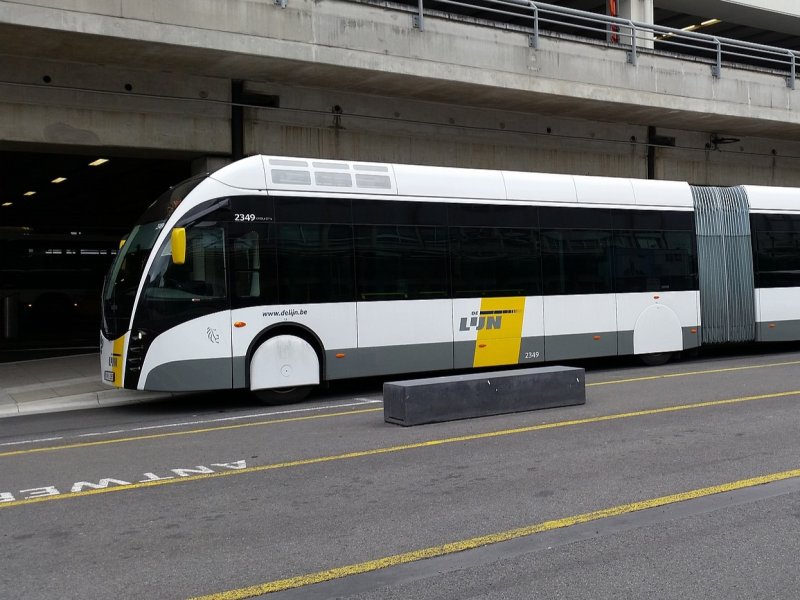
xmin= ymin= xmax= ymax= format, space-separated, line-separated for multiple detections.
xmin=639 ymin=352 xmax=673 ymax=366
xmin=252 ymin=385 xmax=313 ymax=406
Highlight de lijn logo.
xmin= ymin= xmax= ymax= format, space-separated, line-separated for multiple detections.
xmin=459 ymin=309 xmax=519 ymax=332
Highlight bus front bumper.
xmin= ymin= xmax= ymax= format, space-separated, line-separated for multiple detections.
xmin=100 ymin=331 xmax=127 ymax=388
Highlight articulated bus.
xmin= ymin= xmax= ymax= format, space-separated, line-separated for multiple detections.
xmin=100 ymin=156 xmax=800 ymax=403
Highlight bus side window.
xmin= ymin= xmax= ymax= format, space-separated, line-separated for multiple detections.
xmin=230 ymin=223 xmax=278 ymax=307
xmin=755 ymin=229 xmax=800 ymax=288
xmin=188 ymin=228 xmax=226 ymax=297
xmin=277 ymin=223 xmax=354 ymax=304
xmin=233 ymin=231 xmax=261 ymax=299
xmin=354 ymin=224 xmax=448 ymax=301
xmin=450 ymin=227 xmax=541 ymax=298
xmin=541 ymin=229 xmax=614 ymax=295
xmin=613 ymin=230 xmax=696 ymax=293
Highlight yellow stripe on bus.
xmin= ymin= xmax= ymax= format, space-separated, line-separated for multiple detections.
xmin=473 ymin=297 xmax=526 ymax=368
xmin=112 ymin=335 xmax=125 ymax=388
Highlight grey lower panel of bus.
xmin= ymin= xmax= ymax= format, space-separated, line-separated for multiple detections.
xmin=325 ymin=329 xmax=702 ymax=382
xmin=222 ymin=326 xmax=705 ymax=390
xmin=144 ymin=357 xmax=232 ymax=391
xmin=326 ymin=343 xmax=454 ymax=380
xmin=454 ymin=337 xmax=546 ymax=370
xmin=326 ymin=335 xmax=607 ymax=380
xmin=233 ymin=356 xmax=246 ymax=388
xmin=543 ymin=332 xmax=618 ymax=361
xmin=327 ymin=337 xmax=604 ymax=380
xmin=682 ymin=326 xmax=702 ymax=350
xmin=757 ymin=320 xmax=800 ymax=342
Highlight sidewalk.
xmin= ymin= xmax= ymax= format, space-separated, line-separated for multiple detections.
xmin=0 ymin=353 xmax=173 ymax=418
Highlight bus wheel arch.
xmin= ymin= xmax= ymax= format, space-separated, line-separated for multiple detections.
xmin=633 ymin=304 xmax=683 ymax=358
xmin=246 ymin=324 xmax=324 ymax=405
xmin=632 ymin=304 xmax=683 ymax=367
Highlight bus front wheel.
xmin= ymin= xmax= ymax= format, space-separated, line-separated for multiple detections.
xmin=253 ymin=385 xmax=313 ymax=405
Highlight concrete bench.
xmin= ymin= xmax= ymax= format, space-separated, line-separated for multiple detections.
xmin=384 ymin=366 xmax=585 ymax=426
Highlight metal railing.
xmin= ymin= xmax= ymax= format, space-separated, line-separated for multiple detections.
xmin=399 ymin=0 xmax=799 ymax=89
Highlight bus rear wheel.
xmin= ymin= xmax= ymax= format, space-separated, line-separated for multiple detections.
xmin=253 ymin=385 xmax=313 ymax=405
xmin=639 ymin=352 xmax=673 ymax=366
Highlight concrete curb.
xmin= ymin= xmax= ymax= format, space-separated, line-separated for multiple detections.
xmin=0 ymin=388 xmax=176 ymax=418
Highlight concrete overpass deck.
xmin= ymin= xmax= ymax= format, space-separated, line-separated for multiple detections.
xmin=1 ymin=0 xmax=800 ymax=145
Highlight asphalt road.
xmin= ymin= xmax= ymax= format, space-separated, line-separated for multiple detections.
xmin=3 ymin=347 xmax=800 ymax=599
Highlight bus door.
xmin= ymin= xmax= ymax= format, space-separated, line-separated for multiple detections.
xmin=227 ymin=215 xmax=277 ymax=389
xmin=135 ymin=217 xmax=232 ymax=391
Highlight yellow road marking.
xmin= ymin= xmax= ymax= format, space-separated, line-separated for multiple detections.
xmin=2 ymin=389 xmax=799 ymax=510
xmin=189 ymin=466 xmax=800 ymax=599
xmin=587 ymin=359 xmax=800 ymax=387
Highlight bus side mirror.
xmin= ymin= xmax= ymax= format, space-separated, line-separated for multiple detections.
xmin=119 ymin=238 xmax=126 ymax=250
xmin=171 ymin=228 xmax=186 ymax=265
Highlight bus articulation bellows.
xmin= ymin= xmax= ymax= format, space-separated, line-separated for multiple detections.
xmin=100 ymin=156 xmax=800 ymax=403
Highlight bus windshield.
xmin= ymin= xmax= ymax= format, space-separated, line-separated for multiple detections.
xmin=101 ymin=175 xmax=204 ymax=338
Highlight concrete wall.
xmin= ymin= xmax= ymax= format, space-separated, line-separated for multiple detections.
xmin=0 ymin=56 xmax=230 ymax=154
xmin=245 ymin=83 xmax=649 ymax=178
xmin=4 ymin=51 xmax=800 ymax=186
xmin=243 ymin=82 xmax=800 ymax=186
xmin=2 ymin=0 xmax=800 ymax=186
xmin=2 ymin=0 xmax=798 ymax=136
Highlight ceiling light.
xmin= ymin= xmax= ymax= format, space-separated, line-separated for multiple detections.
xmin=23 ymin=191 xmax=36 ymax=196
xmin=89 ymin=158 xmax=109 ymax=167
xmin=1 ymin=202 xmax=12 ymax=207
xmin=51 ymin=177 xmax=67 ymax=184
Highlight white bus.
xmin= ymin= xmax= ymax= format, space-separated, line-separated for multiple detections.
xmin=100 ymin=156 xmax=800 ymax=403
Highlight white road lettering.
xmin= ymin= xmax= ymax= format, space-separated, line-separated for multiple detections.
xmin=2 ymin=459 xmax=248 ymax=503
xmin=70 ymin=479 xmax=132 ymax=493
xmin=211 ymin=460 xmax=247 ymax=470
xmin=172 ymin=466 xmax=214 ymax=477
xmin=21 ymin=486 xmax=60 ymax=499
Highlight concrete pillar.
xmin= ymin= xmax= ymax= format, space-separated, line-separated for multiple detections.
xmin=191 ymin=156 xmax=231 ymax=175
xmin=618 ymin=0 xmax=654 ymax=48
